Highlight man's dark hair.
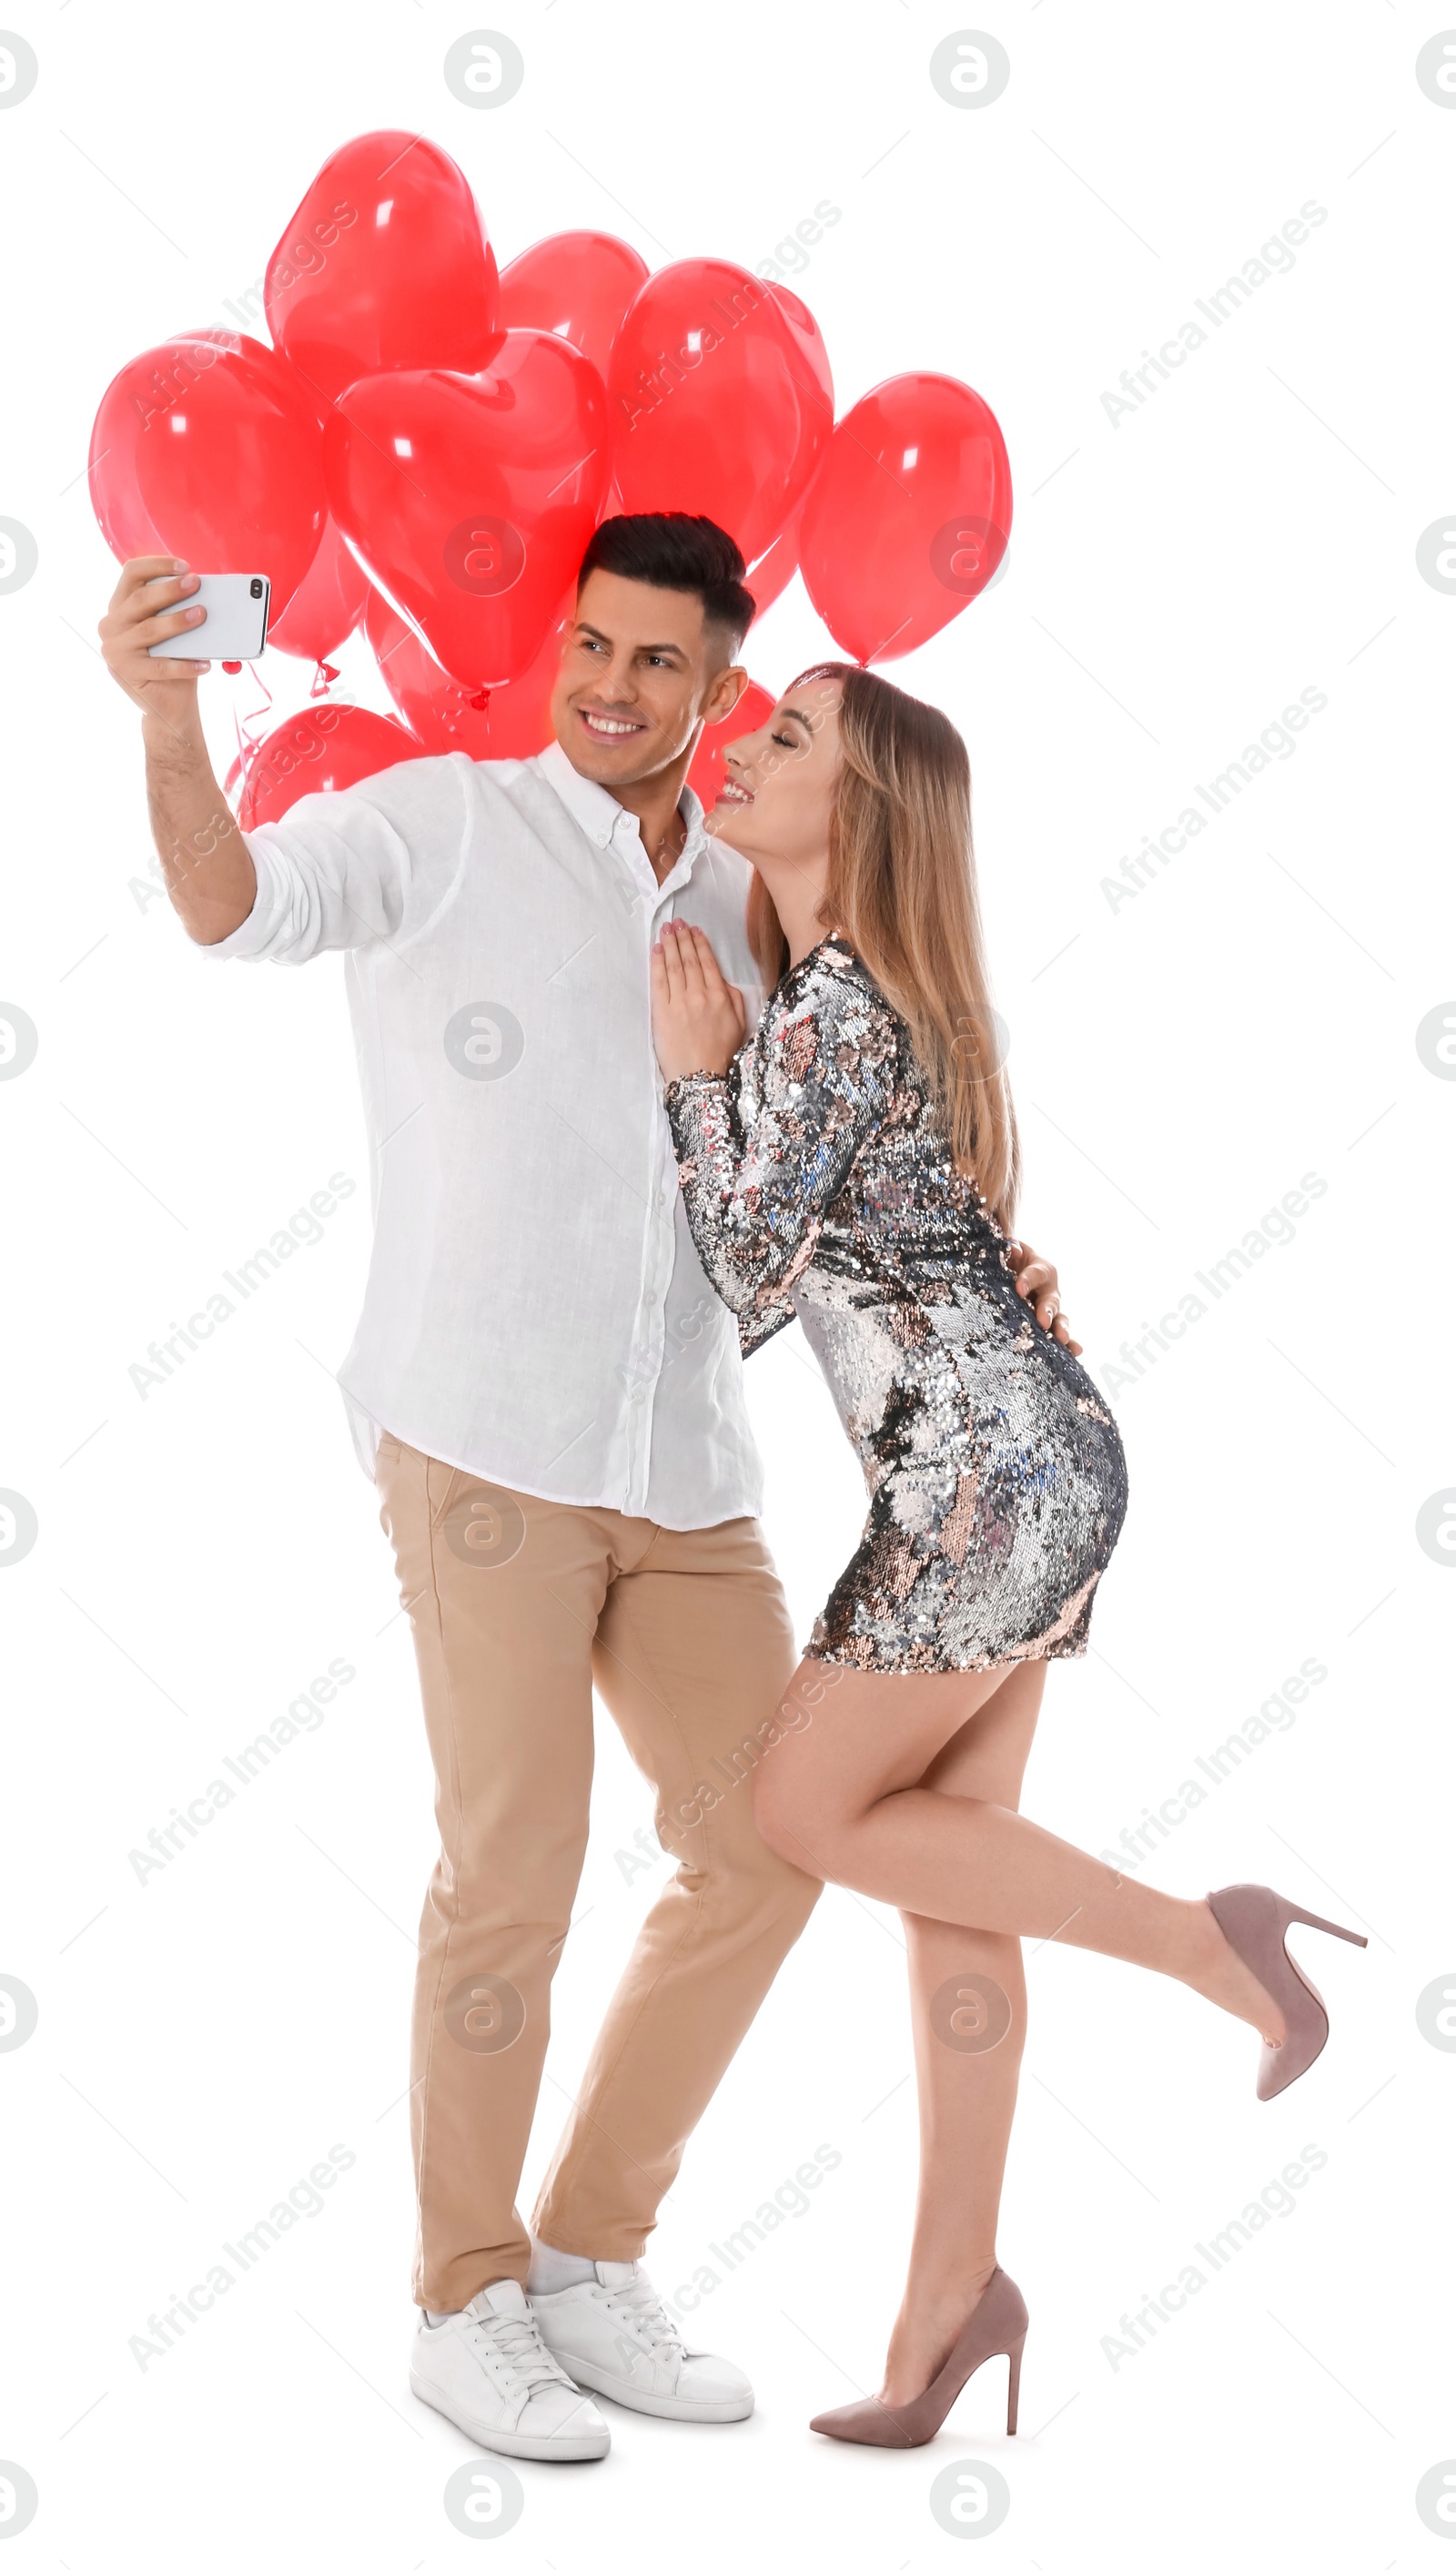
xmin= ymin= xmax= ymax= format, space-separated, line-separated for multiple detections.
xmin=576 ymin=512 xmax=755 ymax=649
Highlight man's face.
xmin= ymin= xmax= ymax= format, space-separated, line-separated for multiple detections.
xmin=549 ymin=569 xmax=746 ymax=789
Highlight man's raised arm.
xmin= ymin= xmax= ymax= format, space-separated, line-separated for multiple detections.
xmin=99 ymin=556 xmax=258 ymax=946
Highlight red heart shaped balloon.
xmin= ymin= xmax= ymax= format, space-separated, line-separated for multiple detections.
xmin=608 ymin=261 xmax=833 ymax=564
xmin=745 ymin=502 xmax=803 ymax=619
xmin=228 ymin=703 xmax=428 ymax=829
xmin=87 ymin=460 xmax=163 ymax=565
xmin=324 ymin=333 xmax=609 ymax=689
xmin=499 ymin=230 xmax=650 ymax=382
xmin=89 ymin=331 xmax=326 ymax=612
xmin=265 ymin=132 xmax=499 ymax=412
xmin=267 ymin=512 xmax=370 ymax=666
xmin=366 ymin=584 xmax=569 ymax=760
xmin=686 ymin=680 xmax=776 ymax=814
xmin=799 ymin=374 xmax=1012 ymax=665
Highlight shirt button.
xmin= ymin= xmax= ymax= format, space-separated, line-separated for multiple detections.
xmin=631 ymin=1388 xmax=646 ymax=1405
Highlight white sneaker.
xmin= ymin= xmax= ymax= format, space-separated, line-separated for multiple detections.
xmin=410 ymin=2279 xmax=612 ymax=2461
xmin=529 ymin=2261 xmax=753 ymax=2423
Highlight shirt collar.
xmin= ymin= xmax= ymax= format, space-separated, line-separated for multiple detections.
xmin=535 ymin=739 xmax=708 ymax=861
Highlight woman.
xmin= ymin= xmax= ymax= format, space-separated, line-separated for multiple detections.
xmin=650 ymin=663 xmax=1366 ymax=2449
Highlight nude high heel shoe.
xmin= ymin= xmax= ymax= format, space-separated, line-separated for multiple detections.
xmin=808 ymin=2266 xmax=1029 ymax=2448
xmin=1207 ymin=1883 xmax=1368 ymax=2100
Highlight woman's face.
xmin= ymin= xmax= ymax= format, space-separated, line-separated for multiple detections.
xmin=704 ymin=675 xmax=843 ymax=898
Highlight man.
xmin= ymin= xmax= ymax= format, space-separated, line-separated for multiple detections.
xmin=100 ymin=513 xmax=1073 ymax=2464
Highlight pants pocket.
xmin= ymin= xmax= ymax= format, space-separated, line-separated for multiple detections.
xmin=373 ymin=1429 xmax=404 ymax=1488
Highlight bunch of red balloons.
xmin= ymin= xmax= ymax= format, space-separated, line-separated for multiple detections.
xmin=90 ymin=132 xmax=1012 ymax=826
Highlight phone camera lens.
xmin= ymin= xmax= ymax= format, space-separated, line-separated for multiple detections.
xmin=249 ymin=577 xmax=263 ymax=599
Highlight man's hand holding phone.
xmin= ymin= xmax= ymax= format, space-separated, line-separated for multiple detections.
xmin=98 ymin=556 xmax=259 ymax=946
xmin=99 ymin=556 xmax=212 ymax=729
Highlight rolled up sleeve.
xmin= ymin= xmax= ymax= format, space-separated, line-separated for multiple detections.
xmin=197 ymin=752 xmax=470 ymax=966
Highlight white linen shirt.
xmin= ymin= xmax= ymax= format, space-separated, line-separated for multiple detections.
xmin=202 ymin=740 xmax=767 ymax=1528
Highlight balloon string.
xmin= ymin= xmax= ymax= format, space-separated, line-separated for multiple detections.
xmin=238 ymin=663 xmax=273 ymax=744
xmin=228 ymin=689 xmax=249 ymax=800
xmin=310 ymin=659 xmax=340 ymax=697
xmin=227 ymin=662 xmax=276 ymax=786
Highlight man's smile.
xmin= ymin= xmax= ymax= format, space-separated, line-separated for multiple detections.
xmin=576 ymin=704 xmax=648 ymax=739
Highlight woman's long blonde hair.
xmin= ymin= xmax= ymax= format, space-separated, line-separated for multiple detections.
xmin=745 ymin=663 xmax=1020 ymax=1230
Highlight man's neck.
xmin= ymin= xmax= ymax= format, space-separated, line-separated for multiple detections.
xmin=607 ymin=761 xmax=693 ymax=885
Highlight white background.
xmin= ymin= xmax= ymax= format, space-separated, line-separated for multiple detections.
xmin=2 ymin=3 xmax=1452 ymax=2564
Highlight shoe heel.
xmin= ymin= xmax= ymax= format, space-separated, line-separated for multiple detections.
xmin=1005 ymin=2331 xmax=1026 ymax=2436
xmin=1282 ymin=1899 xmax=1368 ymax=1950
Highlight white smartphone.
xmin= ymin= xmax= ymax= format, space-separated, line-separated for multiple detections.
xmin=147 ymin=572 xmax=270 ymax=660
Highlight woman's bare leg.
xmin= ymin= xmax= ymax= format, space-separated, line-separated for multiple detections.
xmin=883 ymin=1661 xmax=1043 ymax=2407
xmin=753 ymin=1658 xmax=1287 ymax=2044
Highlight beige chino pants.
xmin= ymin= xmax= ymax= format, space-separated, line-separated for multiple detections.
xmin=374 ymin=1434 xmax=819 ymax=2313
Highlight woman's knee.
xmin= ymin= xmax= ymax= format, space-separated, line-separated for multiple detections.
xmin=673 ymin=1782 xmax=823 ymax=1918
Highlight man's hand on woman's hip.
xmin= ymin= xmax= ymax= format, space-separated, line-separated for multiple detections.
xmin=1004 ymin=1239 xmax=1082 ymax=1356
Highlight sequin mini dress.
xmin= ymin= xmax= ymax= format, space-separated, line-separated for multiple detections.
xmin=664 ymin=935 xmax=1128 ymax=1675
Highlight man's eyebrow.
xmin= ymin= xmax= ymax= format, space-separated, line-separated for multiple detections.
xmin=574 ymin=621 xmax=689 ymax=657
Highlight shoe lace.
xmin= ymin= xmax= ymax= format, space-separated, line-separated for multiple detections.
xmin=466 ymin=2302 xmax=572 ymax=2393
xmin=601 ymin=2271 xmax=686 ymax=2357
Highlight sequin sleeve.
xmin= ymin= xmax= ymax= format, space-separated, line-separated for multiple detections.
xmin=663 ymin=950 xmax=900 ymax=1331
xmin=736 ymin=1297 xmax=797 ymax=1361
